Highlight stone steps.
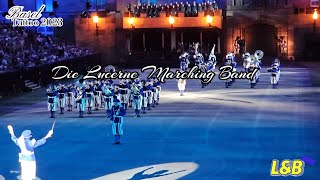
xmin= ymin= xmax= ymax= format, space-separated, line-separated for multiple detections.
xmin=24 ymin=80 xmax=41 ymax=91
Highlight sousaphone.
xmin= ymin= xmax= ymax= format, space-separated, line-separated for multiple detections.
xmin=254 ymin=50 xmax=264 ymax=64
xmin=105 ymin=65 xmax=116 ymax=73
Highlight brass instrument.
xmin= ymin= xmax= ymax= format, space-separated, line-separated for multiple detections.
xmin=194 ymin=42 xmax=200 ymax=54
xmin=119 ymin=79 xmax=126 ymax=86
xmin=76 ymin=91 xmax=83 ymax=102
xmin=114 ymin=85 xmax=119 ymax=93
xmin=105 ymin=65 xmax=116 ymax=73
xmin=104 ymin=87 xmax=112 ymax=96
xmin=132 ymin=84 xmax=140 ymax=95
xmin=254 ymin=50 xmax=264 ymax=63
xmin=211 ymin=44 xmax=216 ymax=55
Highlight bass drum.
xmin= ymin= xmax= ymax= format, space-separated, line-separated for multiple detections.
xmin=105 ymin=65 xmax=116 ymax=73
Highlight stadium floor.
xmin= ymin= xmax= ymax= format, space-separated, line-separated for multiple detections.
xmin=0 ymin=67 xmax=319 ymax=180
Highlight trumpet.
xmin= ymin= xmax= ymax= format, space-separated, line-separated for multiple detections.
xmin=76 ymin=92 xmax=82 ymax=102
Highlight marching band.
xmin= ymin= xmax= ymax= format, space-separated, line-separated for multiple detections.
xmin=178 ymin=43 xmax=281 ymax=90
xmin=44 ymin=47 xmax=283 ymax=144
xmin=45 ymin=70 xmax=162 ymax=120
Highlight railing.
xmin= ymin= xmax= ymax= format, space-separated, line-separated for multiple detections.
xmin=123 ymin=10 xmax=222 ymax=29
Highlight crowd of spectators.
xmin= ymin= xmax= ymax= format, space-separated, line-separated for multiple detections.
xmin=0 ymin=23 xmax=92 ymax=73
xmin=128 ymin=0 xmax=219 ymax=18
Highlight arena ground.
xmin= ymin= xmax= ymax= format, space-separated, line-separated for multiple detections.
xmin=0 ymin=66 xmax=319 ymax=180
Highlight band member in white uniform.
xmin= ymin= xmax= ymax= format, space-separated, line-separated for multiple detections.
xmin=141 ymin=80 xmax=148 ymax=114
xmin=76 ymin=89 xmax=86 ymax=118
xmin=246 ymin=61 xmax=260 ymax=88
xmin=119 ymin=80 xmax=129 ymax=110
xmin=146 ymin=80 xmax=153 ymax=110
xmin=85 ymin=83 xmax=94 ymax=114
xmin=152 ymin=77 xmax=161 ymax=105
xmin=46 ymin=85 xmax=58 ymax=118
xmin=125 ymin=79 xmax=131 ymax=109
xmin=268 ymin=59 xmax=281 ymax=88
xmin=224 ymin=57 xmax=233 ymax=88
xmin=94 ymin=81 xmax=103 ymax=111
xmin=66 ymin=84 xmax=75 ymax=111
xmin=7 ymin=125 xmax=53 ymax=180
xmin=74 ymin=79 xmax=86 ymax=108
xmin=103 ymin=82 xmax=114 ymax=118
xmin=110 ymin=99 xmax=126 ymax=144
xmin=178 ymin=78 xmax=186 ymax=96
xmin=131 ymin=82 xmax=143 ymax=117
xmin=57 ymin=84 xmax=66 ymax=114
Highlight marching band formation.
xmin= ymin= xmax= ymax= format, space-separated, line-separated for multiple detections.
xmin=44 ymin=44 xmax=282 ymax=144
xmin=179 ymin=43 xmax=281 ymax=89
xmin=46 ymin=75 xmax=161 ymax=144
xmin=179 ymin=43 xmax=217 ymax=88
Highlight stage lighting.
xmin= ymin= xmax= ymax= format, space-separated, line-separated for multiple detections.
xmin=206 ymin=15 xmax=213 ymax=27
xmin=93 ymin=16 xmax=99 ymax=23
xmin=93 ymin=16 xmax=99 ymax=35
xmin=169 ymin=16 xmax=175 ymax=28
xmin=128 ymin=17 xmax=135 ymax=29
xmin=313 ymin=9 xmax=318 ymax=32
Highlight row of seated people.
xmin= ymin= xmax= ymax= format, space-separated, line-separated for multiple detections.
xmin=128 ymin=0 xmax=219 ymax=18
xmin=0 ymin=23 xmax=93 ymax=73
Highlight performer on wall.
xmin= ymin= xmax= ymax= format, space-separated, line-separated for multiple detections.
xmin=280 ymin=40 xmax=287 ymax=59
xmin=179 ymin=52 xmax=190 ymax=71
xmin=110 ymin=99 xmax=126 ymax=144
xmin=242 ymin=52 xmax=251 ymax=72
xmin=7 ymin=125 xmax=53 ymax=180
xmin=233 ymin=36 xmax=240 ymax=55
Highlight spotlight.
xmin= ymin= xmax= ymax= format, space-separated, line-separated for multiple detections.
xmin=206 ymin=15 xmax=213 ymax=27
xmin=169 ymin=16 xmax=175 ymax=28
